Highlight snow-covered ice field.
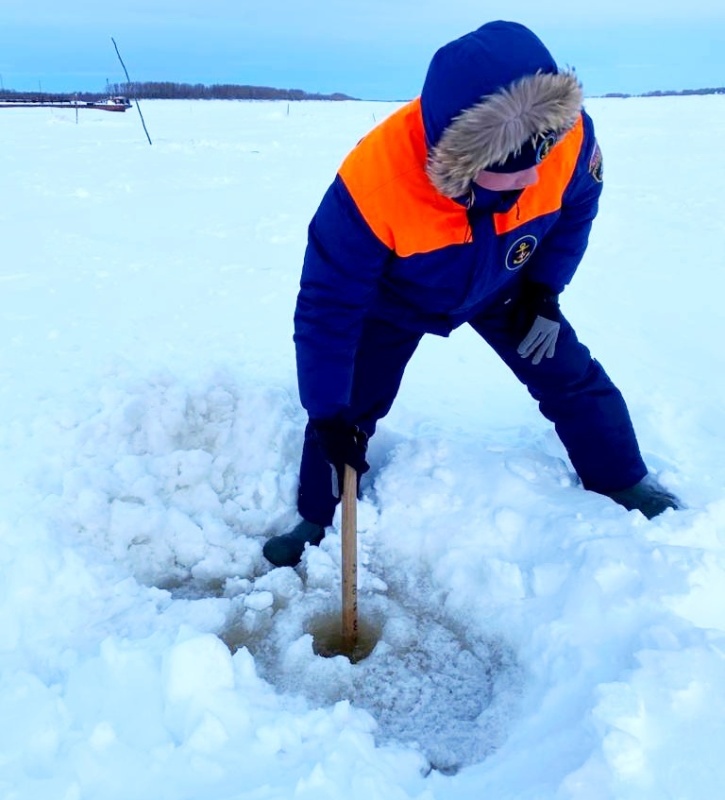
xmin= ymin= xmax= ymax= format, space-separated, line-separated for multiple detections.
xmin=1 ymin=95 xmax=724 ymax=799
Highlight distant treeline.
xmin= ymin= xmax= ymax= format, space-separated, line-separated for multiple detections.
xmin=601 ymin=87 xmax=725 ymax=98
xmin=3 ymin=82 xmax=724 ymax=103
xmin=114 ymin=83 xmax=725 ymax=101
xmin=106 ymin=82 xmax=355 ymax=100
xmin=0 ymin=82 xmax=355 ymax=102
xmin=0 ymin=89 xmax=105 ymax=103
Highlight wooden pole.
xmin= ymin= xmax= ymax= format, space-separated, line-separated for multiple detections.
xmin=341 ymin=464 xmax=358 ymax=654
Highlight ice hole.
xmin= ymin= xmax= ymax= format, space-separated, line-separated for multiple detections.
xmin=308 ymin=613 xmax=382 ymax=663
xmin=222 ymin=592 xmax=524 ymax=774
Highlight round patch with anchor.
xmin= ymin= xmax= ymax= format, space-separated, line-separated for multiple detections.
xmin=506 ymin=235 xmax=538 ymax=271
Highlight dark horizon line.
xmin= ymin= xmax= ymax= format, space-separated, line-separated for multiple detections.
xmin=0 ymin=81 xmax=359 ymax=102
xmin=1 ymin=80 xmax=724 ymax=103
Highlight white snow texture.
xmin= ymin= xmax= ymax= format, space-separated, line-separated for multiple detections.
xmin=1 ymin=96 xmax=724 ymax=799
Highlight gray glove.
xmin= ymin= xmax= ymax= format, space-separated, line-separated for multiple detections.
xmin=517 ymin=315 xmax=561 ymax=365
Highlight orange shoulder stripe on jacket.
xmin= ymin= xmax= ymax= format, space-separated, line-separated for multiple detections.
xmin=493 ymin=115 xmax=585 ymax=235
xmin=338 ymin=101 xmax=586 ymax=255
xmin=338 ymin=98 xmax=470 ymax=257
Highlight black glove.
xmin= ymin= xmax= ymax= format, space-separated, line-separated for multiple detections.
xmin=516 ymin=282 xmax=562 ymax=365
xmin=522 ymin=281 xmax=561 ymax=322
xmin=311 ymin=418 xmax=369 ymax=498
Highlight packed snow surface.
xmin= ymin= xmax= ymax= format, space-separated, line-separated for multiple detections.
xmin=1 ymin=96 xmax=724 ymax=799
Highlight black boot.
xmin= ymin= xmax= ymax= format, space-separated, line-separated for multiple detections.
xmin=263 ymin=519 xmax=326 ymax=567
xmin=605 ymin=475 xmax=681 ymax=519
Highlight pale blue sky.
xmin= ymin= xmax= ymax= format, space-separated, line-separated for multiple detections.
xmin=1 ymin=1 xmax=724 ymax=99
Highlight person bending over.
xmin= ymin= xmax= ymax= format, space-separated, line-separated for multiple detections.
xmin=263 ymin=20 xmax=679 ymax=568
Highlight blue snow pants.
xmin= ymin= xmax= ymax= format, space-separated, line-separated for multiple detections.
xmin=297 ymin=303 xmax=648 ymax=526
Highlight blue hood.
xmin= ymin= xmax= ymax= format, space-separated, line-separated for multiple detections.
xmin=420 ymin=21 xmax=559 ymax=148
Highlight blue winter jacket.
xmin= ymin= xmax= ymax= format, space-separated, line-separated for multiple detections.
xmin=294 ymin=21 xmax=604 ymax=419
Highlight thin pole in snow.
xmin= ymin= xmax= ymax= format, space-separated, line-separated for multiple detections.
xmin=111 ymin=37 xmax=152 ymax=145
xmin=341 ymin=464 xmax=359 ymax=655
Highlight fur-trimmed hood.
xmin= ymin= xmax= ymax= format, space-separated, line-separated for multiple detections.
xmin=420 ymin=21 xmax=584 ymax=198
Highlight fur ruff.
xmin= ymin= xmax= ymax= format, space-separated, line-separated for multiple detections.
xmin=426 ymin=70 xmax=583 ymax=198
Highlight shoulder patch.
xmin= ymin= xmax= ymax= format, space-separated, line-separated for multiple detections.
xmin=589 ymin=141 xmax=603 ymax=183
